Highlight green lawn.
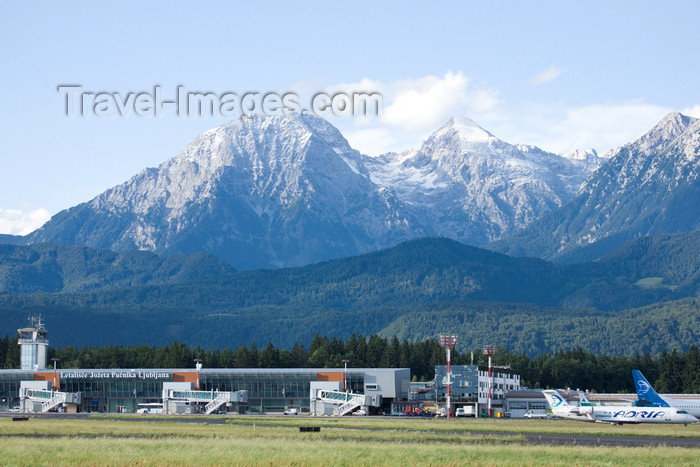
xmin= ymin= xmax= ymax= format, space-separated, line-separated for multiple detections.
xmin=1 ymin=416 xmax=698 ymax=466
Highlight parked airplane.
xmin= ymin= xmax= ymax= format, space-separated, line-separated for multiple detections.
xmin=633 ymin=369 xmax=700 ymax=417
xmin=542 ymin=390 xmax=698 ymax=424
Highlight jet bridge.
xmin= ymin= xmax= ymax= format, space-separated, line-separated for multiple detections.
xmin=162 ymin=383 xmax=247 ymax=414
xmin=20 ymin=382 xmax=81 ymax=413
xmin=311 ymin=389 xmax=378 ymax=416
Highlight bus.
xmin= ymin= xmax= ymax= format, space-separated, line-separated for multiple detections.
xmin=136 ymin=403 xmax=164 ymax=414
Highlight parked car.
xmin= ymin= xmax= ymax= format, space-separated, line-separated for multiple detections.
xmin=353 ymin=409 xmax=367 ymax=416
xmin=8 ymin=406 xmax=20 ymax=412
xmin=523 ymin=410 xmax=549 ymax=419
xmin=283 ymin=408 xmax=298 ymax=415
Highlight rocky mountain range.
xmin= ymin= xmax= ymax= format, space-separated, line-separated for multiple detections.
xmin=491 ymin=112 xmax=700 ymax=262
xmin=24 ymin=115 xmax=605 ymax=269
xmin=363 ymin=117 xmax=605 ymax=244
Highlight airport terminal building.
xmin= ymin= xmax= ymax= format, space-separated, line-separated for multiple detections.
xmin=0 ymin=367 xmax=409 ymax=414
xmin=2 ymin=320 xmax=526 ymax=417
xmin=1 ymin=319 xmax=413 ymax=414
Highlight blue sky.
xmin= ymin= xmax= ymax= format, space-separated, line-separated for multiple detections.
xmin=1 ymin=1 xmax=699 ymax=234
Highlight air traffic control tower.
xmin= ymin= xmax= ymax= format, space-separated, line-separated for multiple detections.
xmin=18 ymin=316 xmax=48 ymax=370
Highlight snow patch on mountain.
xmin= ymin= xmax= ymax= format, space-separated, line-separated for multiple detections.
xmin=491 ymin=112 xmax=700 ymax=263
xmin=364 ymin=118 xmax=605 ymax=243
xmin=29 ymin=113 xmax=609 ymax=268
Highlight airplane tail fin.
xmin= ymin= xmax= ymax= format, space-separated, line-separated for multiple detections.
xmin=577 ymin=391 xmax=595 ymax=420
xmin=578 ymin=391 xmax=593 ymax=407
xmin=632 ymin=370 xmax=669 ymax=407
xmin=542 ymin=390 xmax=569 ymax=414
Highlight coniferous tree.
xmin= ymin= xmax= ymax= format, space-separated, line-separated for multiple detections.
xmin=682 ymin=345 xmax=700 ymax=393
xmin=259 ymin=342 xmax=281 ymax=368
xmin=657 ymin=349 xmax=685 ymax=393
xmin=288 ymin=342 xmax=308 ymax=368
xmin=21 ymin=334 xmax=700 ymax=393
xmin=4 ymin=336 xmax=20 ymax=369
xmin=0 ymin=335 xmax=8 ymax=368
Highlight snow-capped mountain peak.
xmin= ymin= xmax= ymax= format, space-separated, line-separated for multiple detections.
xmin=634 ymin=112 xmax=695 ymax=157
xmin=363 ymin=116 xmax=605 ymax=244
xmin=436 ymin=116 xmax=496 ymax=144
xmin=562 ymin=148 xmax=599 ymax=161
xmin=492 ymin=112 xmax=700 ymax=263
xmin=31 ymin=114 xmax=430 ymax=269
xmin=28 ymin=113 xmax=612 ymax=269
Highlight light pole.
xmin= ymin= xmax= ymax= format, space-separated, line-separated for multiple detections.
xmin=51 ymin=358 xmax=59 ymax=391
xmin=483 ymin=345 xmax=496 ymax=418
xmin=342 ymin=359 xmax=350 ymax=393
xmin=440 ymin=335 xmax=457 ymax=419
xmin=194 ymin=359 xmax=202 ymax=391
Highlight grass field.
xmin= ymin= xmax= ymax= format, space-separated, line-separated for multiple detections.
xmin=1 ymin=416 xmax=699 ymax=466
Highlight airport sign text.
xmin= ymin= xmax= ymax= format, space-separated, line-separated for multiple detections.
xmin=61 ymin=371 xmax=171 ymax=380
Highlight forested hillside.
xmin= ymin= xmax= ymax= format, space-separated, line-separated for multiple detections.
xmin=0 ymin=243 xmax=234 ymax=293
xmin=377 ymin=299 xmax=700 ymax=356
xmin=1 ymin=236 xmax=698 ymax=354
xmin=2 ymin=333 xmax=698 ymax=394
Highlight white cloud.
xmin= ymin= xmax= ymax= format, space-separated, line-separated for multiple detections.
xmin=343 ymin=127 xmax=397 ymax=157
xmin=489 ymin=101 xmax=673 ymax=154
xmin=682 ymin=105 xmax=700 ymax=118
xmin=319 ymin=72 xmax=499 ymax=155
xmin=0 ymin=208 xmax=50 ymax=235
xmin=382 ymin=72 xmax=475 ymax=131
xmin=305 ymin=72 xmax=690 ymax=157
xmin=531 ymin=65 xmax=565 ymax=85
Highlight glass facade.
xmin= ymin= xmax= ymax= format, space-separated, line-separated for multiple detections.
xmin=20 ymin=344 xmax=37 ymax=371
xmin=1 ymin=368 xmax=371 ymax=413
xmin=0 ymin=371 xmax=30 ymax=410
xmin=200 ymin=370 xmax=364 ymax=414
xmin=61 ymin=374 xmax=168 ymax=413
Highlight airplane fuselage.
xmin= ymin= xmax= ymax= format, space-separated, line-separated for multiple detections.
xmin=647 ymin=397 xmax=700 ymax=418
xmin=592 ymin=407 xmax=697 ymax=424
xmin=542 ymin=390 xmax=698 ymax=424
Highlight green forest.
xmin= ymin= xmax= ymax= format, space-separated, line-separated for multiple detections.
xmin=1 ymin=234 xmax=699 ymax=354
xmin=2 ymin=333 xmax=699 ymax=394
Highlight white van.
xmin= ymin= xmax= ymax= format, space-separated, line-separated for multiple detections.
xmin=455 ymin=406 xmax=474 ymax=417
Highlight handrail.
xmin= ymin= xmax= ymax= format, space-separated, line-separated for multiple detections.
xmin=41 ymin=393 xmax=67 ymax=412
xmin=205 ymin=393 xmax=230 ymax=414
xmin=333 ymin=395 xmax=366 ymax=416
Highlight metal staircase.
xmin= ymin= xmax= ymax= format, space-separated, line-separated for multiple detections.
xmin=205 ymin=393 xmax=230 ymax=414
xmin=315 ymin=391 xmax=371 ymax=416
xmin=24 ymin=389 xmax=68 ymax=412
xmin=41 ymin=392 xmax=67 ymax=412
xmin=333 ymin=395 xmax=366 ymax=416
xmin=163 ymin=389 xmax=247 ymax=414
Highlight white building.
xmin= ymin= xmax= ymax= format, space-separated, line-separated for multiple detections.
xmin=478 ymin=368 xmax=520 ymax=415
xmin=17 ymin=317 xmax=48 ymax=371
